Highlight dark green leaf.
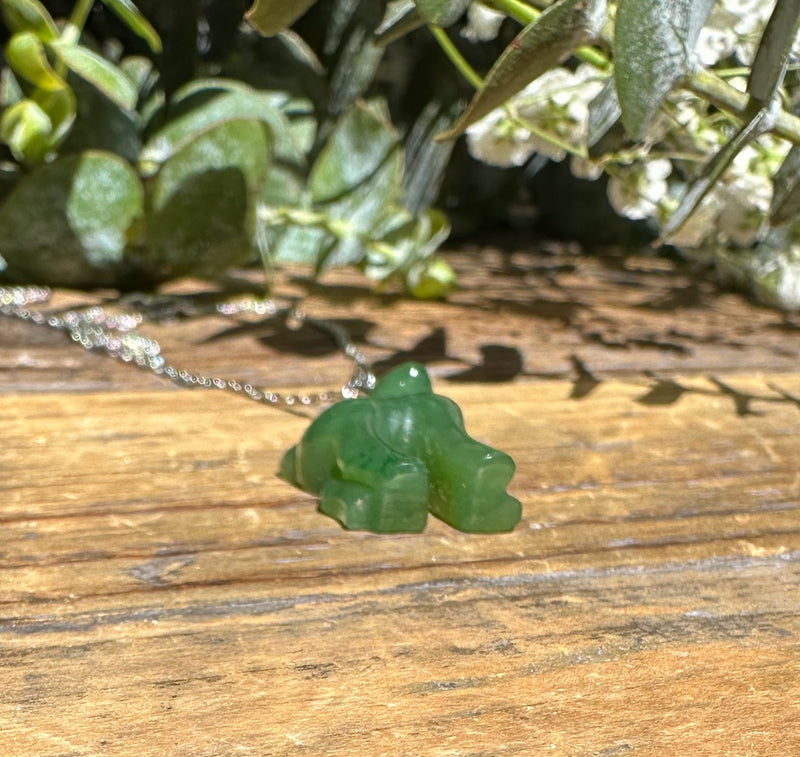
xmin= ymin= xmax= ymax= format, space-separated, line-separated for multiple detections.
xmin=662 ymin=105 xmax=774 ymax=242
xmin=99 ymin=0 xmax=162 ymax=53
xmin=1 ymin=0 xmax=58 ymax=41
xmin=587 ymin=76 xmax=621 ymax=148
xmin=615 ymin=0 xmax=714 ymax=138
xmin=0 ymin=151 xmax=143 ymax=286
xmin=146 ymin=119 xmax=271 ymax=277
xmin=5 ymin=31 xmax=65 ymax=90
xmin=330 ymin=36 xmax=384 ymax=113
xmin=769 ymin=144 xmax=800 ymax=226
xmin=437 ymin=0 xmax=606 ymax=141
xmin=403 ymin=102 xmax=458 ymax=214
xmin=748 ymin=0 xmax=800 ymax=103
xmin=245 ymin=0 xmax=320 ymax=36
xmin=59 ymin=74 xmax=139 ymax=163
xmin=50 ymin=41 xmax=138 ymax=110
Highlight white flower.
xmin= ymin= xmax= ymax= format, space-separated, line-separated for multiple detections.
xmin=695 ymin=8 xmax=738 ymax=66
xmin=731 ymin=0 xmax=777 ymax=63
xmin=465 ymin=65 xmax=607 ymax=167
xmin=465 ymin=109 xmax=539 ymax=167
xmin=752 ymin=245 xmax=800 ymax=310
xmin=664 ymin=191 xmax=722 ymax=248
xmin=607 ymin=159 xmax=672 ymax=221
xmin=461 ymin=3 xmax=506 ymax=42
xmin=570 ymin=155 xmax=604 ymax=180
xmin=716 ymin=181 xmax=771 ymax=247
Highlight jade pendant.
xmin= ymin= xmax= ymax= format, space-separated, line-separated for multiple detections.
xmin=280 ymin=362 xmax=521 ymax=533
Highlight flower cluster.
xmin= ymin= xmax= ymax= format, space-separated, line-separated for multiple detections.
xmin=463 ymin=0 xmax=800 ymax=308
xmin=466 ymin=64 xmax=605 ymax=167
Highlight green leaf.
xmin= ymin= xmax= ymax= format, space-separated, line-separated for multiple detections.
xmin=375 ymin=1 xmax=424 ymax=46
xmin=49 ymin=41 xmax=138 ymax=110
xmin=0 ymin=85 xmax=77 ymax=163
xmin=0 ymin=98 xmax=49 ymax=156
xmin=266 ymin=225 xmax=334 ymax=265
xmin=140 ymin=87 xmax=305 ymax=175
xmin=615 ymin=0 xmax=714 ymax=139
xmin=406 ymin=255 xmax=455 ymax=298
xmin=587 ymin=76 xmax=620 ymax=148
xmin=403 ymin=102 xmax=458 ymax=214
xmin=413 ymin=0 xmax=469 ymax=27
xmin=5 ymin=31 xmax=65 ymax=91
xmin=0 ymin=98 xmax=50 ymax=161
xmin=32 ymin=86 xmax=77 ymax=146
xmin=747 ymin=0 xmax=800 ymax=103
xmin=146 ymin=119 xmax=271 ymax=278
xmin=245 ymin=0 xmax=320 ymax=36
xmin=437 ymin=0 xmax=606 ymax=141
xmin=261 ymin=165 xmax=305 ymax=206
xmin=662 ymin=105 xmax=775 ymax=242
xmin=769 ymin=144 xmax=800 ymax=226
xmin=1 ymin=0 xmax=58 ymax=41
xmin=1 ymin=68 xmax=24 ymax=106
xmin=0 ymin=151 xmax=143 ymax=286
xmin=59 ymin=74 xmax=139 ymax=163
xmin=99 ymin=0 xmax=162 ymax=53
xmin=318 ymin=147 xmax=404 ymax=269
xmin=309 ymin=101 xmax=398 ymax=203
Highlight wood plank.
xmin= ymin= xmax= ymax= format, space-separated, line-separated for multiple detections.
xmin=2 ymin=373 xmax=799 ymax=754
xmin=2 ymin=247 xmax=800 ymax=755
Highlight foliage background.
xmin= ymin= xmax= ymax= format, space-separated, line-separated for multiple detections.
xmin=3 ymin=0 xmax=800 ymax=309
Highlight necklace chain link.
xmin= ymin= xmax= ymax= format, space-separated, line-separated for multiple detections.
xmin=0 ymin=285 xmax=375 ymax=410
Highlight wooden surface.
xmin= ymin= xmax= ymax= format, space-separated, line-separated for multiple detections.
xmin=2 ymin=247 xmax=800 ymax=756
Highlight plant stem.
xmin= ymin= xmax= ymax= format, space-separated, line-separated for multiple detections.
xmin=686 ymin=68 xmax=800 ymax=145
xmin=62 ymin=0 xmax=94 ymax=44
xmin=429 ymin=26 xmax=484 ymax=89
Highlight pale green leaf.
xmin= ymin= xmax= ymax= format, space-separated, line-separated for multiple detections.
xmin=413 ymin=0 xmax=468 ymax=27
xmin=50 ymin=41 xmax=138 ymax=110
xmin=99 ymin=0 xmax=162 ymax=52
xmin=318 ymin=148 xmax=404 ymax=269
xmin=5 ymin=31 xmax=65 ymax=91
xmin=0 ymin=98 xmax=51 ymax=162
xmin=1 ymin=0 xmax=58 ymax=41
xmin=406 ymin=255 xmax=455 ymax=299
xmin=375 ymin=0 xmax=424 ymax=46
xmin=309 ymin=101 xmax=398 ymax=203
xmin=32 ymin=86 xmax=76 ymax=145
xmin=245 ymin=0 xmax=320 ymax=36
xmin=615 ymin=0 xmax=714 ymax=139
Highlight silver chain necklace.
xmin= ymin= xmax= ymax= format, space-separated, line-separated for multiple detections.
xmin=0 ymin=285 xmax=375 ymax=411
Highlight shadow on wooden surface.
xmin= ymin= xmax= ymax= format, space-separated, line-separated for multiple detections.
xmin=1 ymin=247 xmax=799 ymax=755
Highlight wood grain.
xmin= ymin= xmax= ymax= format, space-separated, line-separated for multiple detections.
xmin=2 ymin=247 xmax=800 ymax=756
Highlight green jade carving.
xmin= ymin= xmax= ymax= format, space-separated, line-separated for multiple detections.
xmin=280 ymin=362 xmax=522 ymax=533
